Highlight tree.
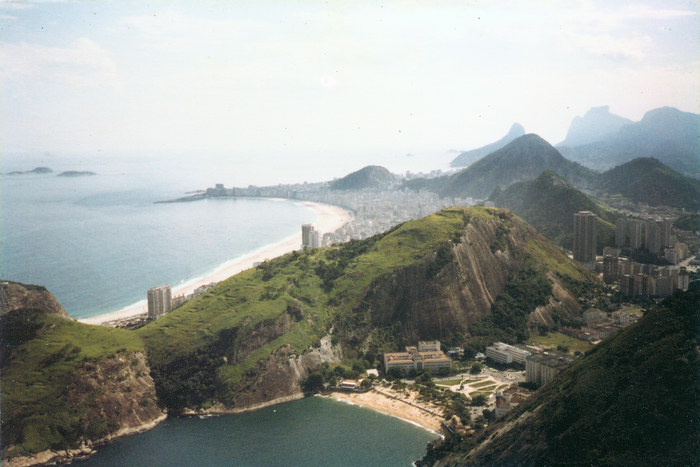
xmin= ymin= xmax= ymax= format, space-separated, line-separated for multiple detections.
xmin=470 ymin=362 xmax=483 ymax=374
xmin=470 ymin=394 xmax=487 ymax=406
xmin=302 ymin=371 xmax=324 ymax=393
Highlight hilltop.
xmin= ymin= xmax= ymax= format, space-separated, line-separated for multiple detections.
xmin=450 ymin=123 xmax=525 ymax=168
xmin=2 ymin=207 xmax=598 ymax=463
xmin=596 ymin=157 xmax=700 ymax=210
xmin=490 ymin=170 xmax=617 ymax=250
xmin=329 ymin=165 xmax=396 ymax=190
xmin=421 ymin=288 xmax=700 ymax=466
xmin=433 ymin=134 xmax=594 ymax=199
xmin=559 ymin=106 xmax=700 ymax=177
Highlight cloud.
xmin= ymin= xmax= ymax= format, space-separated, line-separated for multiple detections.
xmin=0 ymin=37 xmax=121 ymax=88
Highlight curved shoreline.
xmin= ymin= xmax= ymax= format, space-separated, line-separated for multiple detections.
xmin=78 ymin=201 xmax=352 ymax=326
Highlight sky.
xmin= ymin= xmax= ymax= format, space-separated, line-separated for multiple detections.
xmin=1 ymin=0 xmax=699 ymax=181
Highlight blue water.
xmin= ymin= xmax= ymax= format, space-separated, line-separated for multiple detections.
xmin=0 ymin=169 xmax=317 ymax=318
xmin=71 ymin=397 xmax=437 ymax=467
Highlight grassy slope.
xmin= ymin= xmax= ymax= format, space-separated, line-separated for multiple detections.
xmin=2 ymin=313 xmax=144 ymax=456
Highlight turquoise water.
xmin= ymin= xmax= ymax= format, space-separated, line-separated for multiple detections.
xmin=0 ymin=170 xmax=317 ymax=318
xmin=71 ymin=397 xmax=437 ymax=467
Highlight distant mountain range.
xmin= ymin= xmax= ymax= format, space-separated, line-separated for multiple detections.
xmin=558 ymin=106 xmax=700 ymax=177
xmin=450 ymin=123 xmax=525 ymax=168
xmin=330 ymin=165 xmax=396 ymax=190
xmin=489 ymin=171 xmax=617 ymax=250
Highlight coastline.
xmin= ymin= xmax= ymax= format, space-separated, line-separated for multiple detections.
xmin=78 ymin=200 xmax=352 ymax=326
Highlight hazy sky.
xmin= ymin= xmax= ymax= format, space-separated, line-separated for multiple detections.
xmin=2 ymin=0 xmax=699 ymax=166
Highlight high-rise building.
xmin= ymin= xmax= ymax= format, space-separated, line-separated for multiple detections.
xmin=301 ymin=224 xmax=314 ymax=249
xmin=615 ymin=218 xmax=627 ymax=247
xmin=628 ymin=219 xmax=643 ymax=249
xmin=573 ymin=211 xmax=597 ymax=264
xmin=602 ymin=255 xmax=619 ymax=284
xmin=147 ymin=285 xmax=172 ymax=320
xmin=661 ymin=218 xmax=673 ymax=248
xmin=645 ymin=220 xmax=661 ymax=253
xmin=310 ymin=230 xmax=320 ymax=248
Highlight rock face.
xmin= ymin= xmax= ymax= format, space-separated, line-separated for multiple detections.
xmin=353 ymin=210 xmax=584 ymax=343
xmin=0 ymin=281 xmax=69 ymax=318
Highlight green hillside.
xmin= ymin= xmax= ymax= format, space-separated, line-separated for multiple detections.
xmin=329 ymin=165 xmax=396 ymax=190
xmin=490 ymin=170 xmax=618 ymax=251
xmin=596 ymin=157 xmax=700 ymax=210
xmin=422 ymin=288 xmax=700 ymax=466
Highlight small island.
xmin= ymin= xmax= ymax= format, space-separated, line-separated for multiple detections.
xmin=6 ymin=167 xmax=53 ymax=175
xmin=57 ymin=171 xmax=97 ymax=177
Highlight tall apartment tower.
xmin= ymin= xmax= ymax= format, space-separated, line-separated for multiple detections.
xmin=645 ymin=220 xmax=661 ymax=254
xmin=628 ymin=219 xmax=643 ymax=250
xmin=301 ymin=224 xmax=314 ymax=249
xmin=147 ymin=285 xmax=172 ymax=320
xmin=573 ymin=211 xmax=597 ymax=265
xmin=615 ymin=218 xmax=627 ymax=247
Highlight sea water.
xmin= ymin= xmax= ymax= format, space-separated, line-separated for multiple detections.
xmin=0 ymin=167 xmax=317 ymax=318
xmin=70 ymin=397 xmax=438 ymax=467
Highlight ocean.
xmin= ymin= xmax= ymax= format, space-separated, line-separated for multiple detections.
xmin=0 ymin=166 xmax=318 ymax=319
xmin=70 ymin=397 xmax=438 ymax=467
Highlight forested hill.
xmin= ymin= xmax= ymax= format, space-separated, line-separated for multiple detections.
xmin=596 ymin=157 xmax=700 ymax=210
xmin=490 ymin=170 xmax=617 ymax=250
xmin=421 ymin=287 xmax=700 ymax=467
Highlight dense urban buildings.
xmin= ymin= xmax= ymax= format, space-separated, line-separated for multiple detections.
xmin=147 ymin=285 xmax=172 ymax=320
xmin=573 ymin=211 xmax=597 ymax=265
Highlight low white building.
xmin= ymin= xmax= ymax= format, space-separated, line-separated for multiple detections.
xmin=485 ymin=342 xmax=531 ymax=365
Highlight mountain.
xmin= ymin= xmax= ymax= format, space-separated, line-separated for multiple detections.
xmin=596 ymin=157 xmax=700 ymax=210
xmin=439 ymin=134 xmax=595 ymax=199
xmin=421 ymin=288 xmax=700 ymax=466
xmin=559 ymin=107 xmax=700 ymax=177
xmin=329 ymin=165 xmax=396 ymax=190
xmin=450 ymin=123 xmax=525 ymax=168
xmin=489 ymin=171 xmax=617 ymax=250
xmin=2 ymin=207 xmax=598 ymax=464
xmin=559 ymin=106 xmax=633 ymax=147
xmin=6 ymin=167 xmax=52 ymax=175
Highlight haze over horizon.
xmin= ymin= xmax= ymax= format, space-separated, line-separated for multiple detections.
xmin=1 ymin=0 xmax=699 ymax=184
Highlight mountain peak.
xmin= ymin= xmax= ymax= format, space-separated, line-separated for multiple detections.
xmin=450 ymin=123 xmax=526 ymax=167
xmin=560 ymin=106 xmax=633 ymax=147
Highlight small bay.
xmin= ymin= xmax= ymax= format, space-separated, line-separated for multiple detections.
xmin=71 ymin=397 xmax=438 ymax=466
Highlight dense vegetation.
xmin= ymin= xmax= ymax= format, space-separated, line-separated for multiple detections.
xmin=674 ymin=213 xmax=700 ymax=232
xmin=490 ymin=170 xmax=617 ymax=251
xmin=596 ymin=157 xmax=700 ymax=210
xmin=422 ymin=288 xmax=700 ymax=466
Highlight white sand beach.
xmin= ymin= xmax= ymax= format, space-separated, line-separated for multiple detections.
xmin=78 ymin=201 xmax=352 ymax=326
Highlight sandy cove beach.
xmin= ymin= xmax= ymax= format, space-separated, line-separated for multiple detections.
xmin=79 ymin=201 xmax=352 ymax=326
xmin=328 ymin=387 xmax=445 ymax=434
